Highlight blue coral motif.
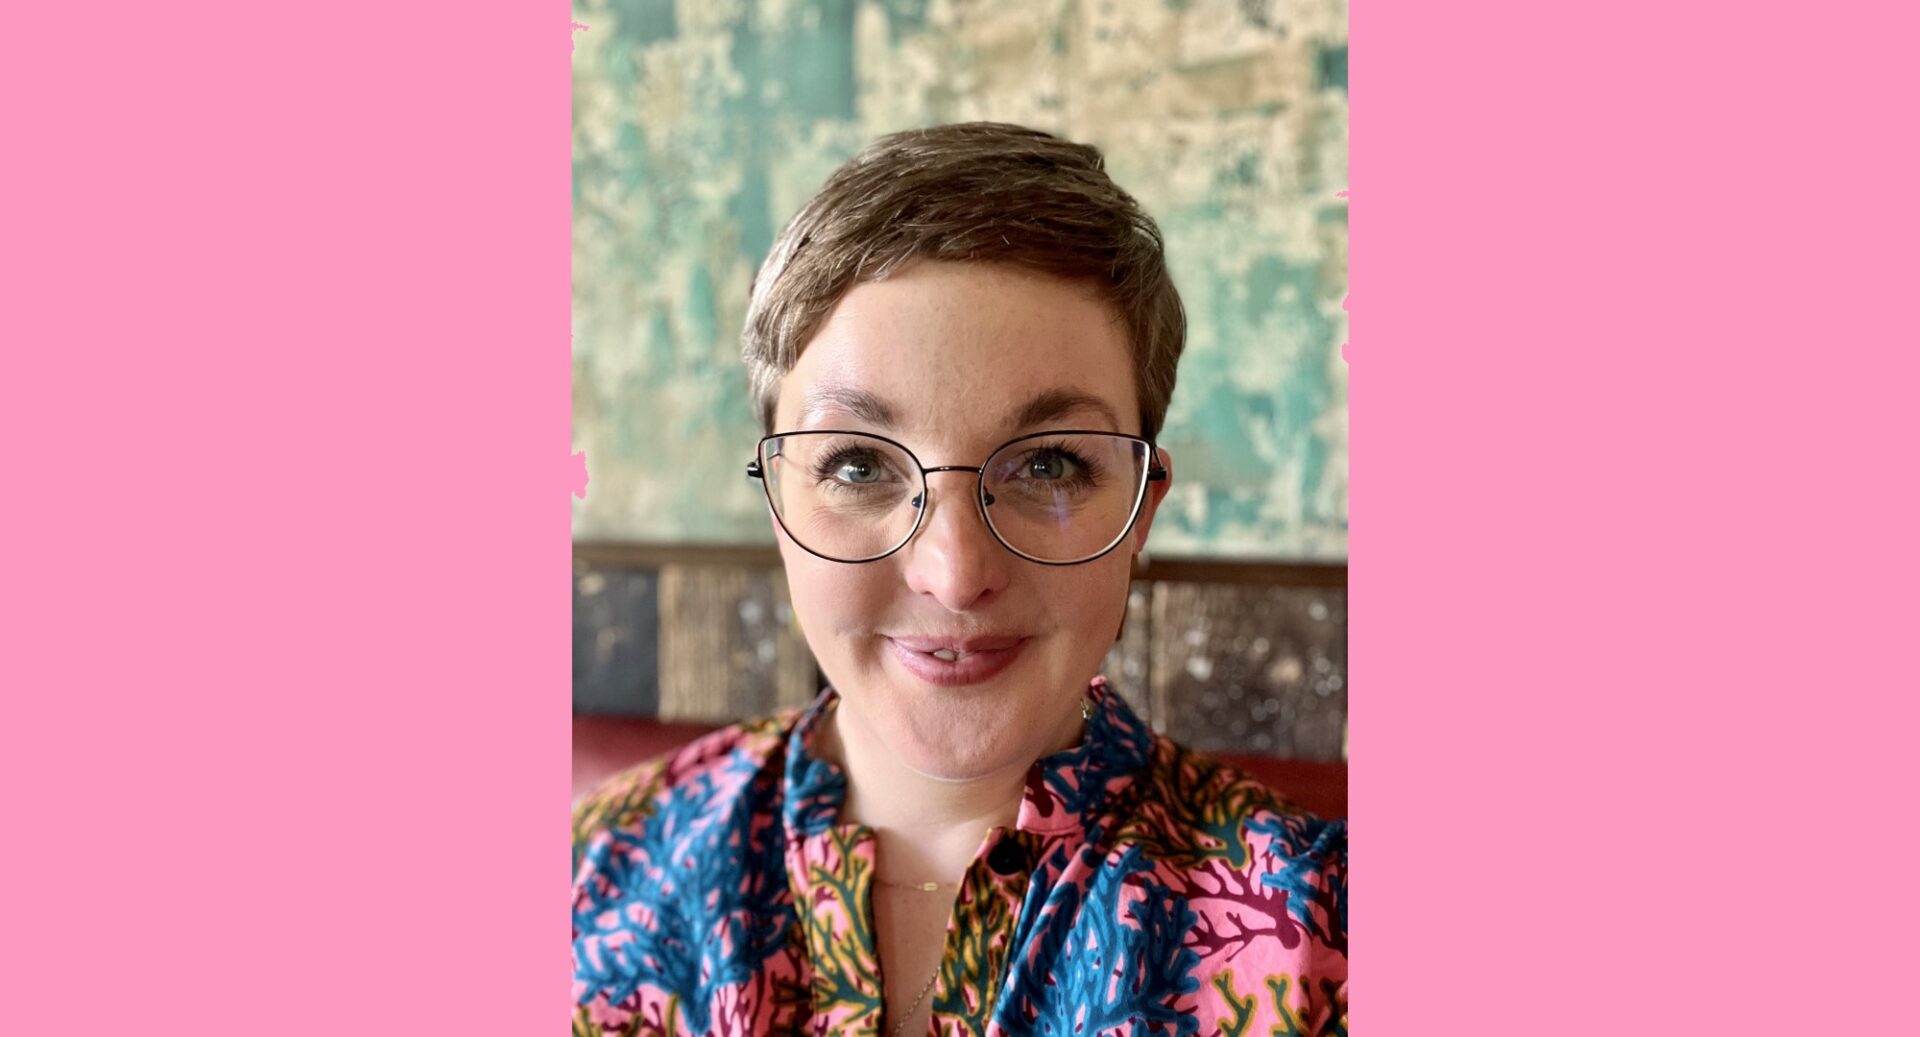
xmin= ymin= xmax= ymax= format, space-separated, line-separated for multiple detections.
xmin=1005 ymin=845 xmax=1201 ymax=1037
xmin=1251 ymin=816 xmax=1347 ymax=954
xmin=573 ymin=750 xmax=793 ymax=1032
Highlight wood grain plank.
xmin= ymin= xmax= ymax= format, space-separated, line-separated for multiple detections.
xmin=1150 ymin=582 xmax=1347 ymax=761
xmin=657 ymin=564 xmax=819 ymax=723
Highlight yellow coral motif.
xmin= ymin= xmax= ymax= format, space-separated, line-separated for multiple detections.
xmin=1211 ymin=969 xmax=1256 ymax=1037
xmin=1264 ymin=975 xmax=1312 ymax=1037
xmin=1111 ymin=748 xmax=1279 ymax=870
xmin=794 ymin=825 xmax=884 ymax=1032
xmin=935 ymin=859 xmax=1019 ymax=1035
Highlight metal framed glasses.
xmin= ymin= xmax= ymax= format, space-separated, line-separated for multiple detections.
xmin=747 ymin=429 xmax=1168 ymax=566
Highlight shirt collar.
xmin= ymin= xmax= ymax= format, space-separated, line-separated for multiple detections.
xmin=780 ymin=675 xmax=1155 ymax=841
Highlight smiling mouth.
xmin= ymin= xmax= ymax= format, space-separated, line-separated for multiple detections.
xmin=884 ymin=635 xmax=1029 ymax=686
xmin=888 ymin=634 xmax=1025 ymax=655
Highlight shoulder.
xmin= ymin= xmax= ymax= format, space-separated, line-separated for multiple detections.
xmin=1102 ymin=739 xmax=1348 ymax=1027
xmin=570 ymin=710 xmax=796 ymax=874
xmin=571 ymin=711 xmax=806 ymax=1025
xmin=1110 ymin=736 xmax=1347 ymax=945
xmin=1116 ymin=737 xmax=1344 ymax=861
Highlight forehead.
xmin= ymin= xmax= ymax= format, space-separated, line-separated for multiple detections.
xmin=774 ymin=262 xmax=1140 ymax=441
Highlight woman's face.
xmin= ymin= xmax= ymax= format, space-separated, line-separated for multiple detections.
xmin=770 ymin=261 xmax=1172 ymax=781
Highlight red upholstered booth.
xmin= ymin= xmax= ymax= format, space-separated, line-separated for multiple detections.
xmin=573 ymin=714 xmax=1347 ymax=821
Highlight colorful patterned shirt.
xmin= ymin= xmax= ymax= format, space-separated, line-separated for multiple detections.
xmin=571 ymin=677 xmax=1348 ymax=1036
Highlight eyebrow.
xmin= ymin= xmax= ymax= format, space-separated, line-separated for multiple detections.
xmin=1011 ymin=388 xmax=1123 ymax=433
xmin=799 ymin=385 xmax=899 ymax=428
xmin=798 ymin=384 xmax=1123 ymax=433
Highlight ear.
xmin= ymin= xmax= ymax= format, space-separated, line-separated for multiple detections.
xmin=1132 ymin=447 xmax=1172 ymax=553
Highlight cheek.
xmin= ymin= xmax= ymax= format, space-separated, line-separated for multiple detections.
xmin=778 ymin=546 xmax=896 ymax=650
xmin=1043 ymin=560 xmax=1133 ymax=642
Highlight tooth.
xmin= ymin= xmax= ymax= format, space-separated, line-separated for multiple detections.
xmin=932 ymin=648 xmax=961 ymax=661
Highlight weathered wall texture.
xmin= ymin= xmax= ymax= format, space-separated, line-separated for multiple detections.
xmin=572 ymin=0 xmax=1348 ymax=558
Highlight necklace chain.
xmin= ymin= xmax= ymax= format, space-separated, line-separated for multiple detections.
xmin=876 ymin=873 xmax=953 ymax=1035
xmin=875 ymin=878 xmax=957 ymax=892
xmin=889 ymin=962 xmax=942 ymax=1037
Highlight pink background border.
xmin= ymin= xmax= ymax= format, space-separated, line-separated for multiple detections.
xmin=5 ymin=3 xmax=568 ymax=1031
xmin=5 ymin=1 xmax=1915 ymax=1032
xmin=1352 ymin=2 xmax=1918 ymax=1029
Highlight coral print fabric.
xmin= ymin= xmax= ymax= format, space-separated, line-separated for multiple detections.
xmin=572 ymin=678 xmax=1348 ymax=1036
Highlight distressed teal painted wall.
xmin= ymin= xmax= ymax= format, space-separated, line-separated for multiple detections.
xmin=572 ymin=0 xmax=1348 ymax=559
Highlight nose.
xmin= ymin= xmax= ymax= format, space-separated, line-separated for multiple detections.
xmin=900 ymin=470 xmax=1010 ymax=612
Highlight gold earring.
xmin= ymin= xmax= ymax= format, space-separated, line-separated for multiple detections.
xmin=1081 ymin=698 xmax=1093 ymax=721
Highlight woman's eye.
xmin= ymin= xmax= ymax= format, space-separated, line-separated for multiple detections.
xmin=838 ymin=458 xmax=879 ymax=482
xmin=827 ymin=451 xmax=891 ymax=483
xmin=1024 ymin=450 xmax=1075 ymax=480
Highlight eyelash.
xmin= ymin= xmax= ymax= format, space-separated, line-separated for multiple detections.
xmin=805 ymin=440 xmax=1110 ymax=493
xmin=1010 ymin=445 xmax=1104 ymax=487
xmin=810 ymin=446 xmax=894 ymax=485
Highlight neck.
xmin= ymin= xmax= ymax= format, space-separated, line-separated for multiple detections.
xmin=820 ymin=696 xmax=1081 ymax=883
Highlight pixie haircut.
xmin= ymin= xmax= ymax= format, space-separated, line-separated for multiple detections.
xmin=741 ymin=122 xmax=1186 ymax=440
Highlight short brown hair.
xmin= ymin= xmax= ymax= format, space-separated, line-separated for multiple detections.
xmin=741 ymin=122 xmax=1186 ymax=439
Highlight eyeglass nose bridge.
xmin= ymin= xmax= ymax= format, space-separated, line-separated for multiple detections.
xmin=913 ymin=464 xmax=995 ymax=509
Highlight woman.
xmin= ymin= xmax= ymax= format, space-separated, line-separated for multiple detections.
xmin=573 ymin=123 xmax=1347 ymax=1037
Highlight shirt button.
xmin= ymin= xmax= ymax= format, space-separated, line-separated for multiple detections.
xmin=987 ymin=839 xmax=1029 ymax=876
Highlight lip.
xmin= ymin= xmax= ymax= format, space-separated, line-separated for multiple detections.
xmin=885 ymin=635 xmax=1028 ymax=687
xmin=887 ymin=634 xmax=1026 ymax=654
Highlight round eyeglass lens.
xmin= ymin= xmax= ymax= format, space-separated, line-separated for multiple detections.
xmin=760 ymin=432 xmax=923 ymax=561
xmin=982 ymin=433 xmax=1150 ymax=562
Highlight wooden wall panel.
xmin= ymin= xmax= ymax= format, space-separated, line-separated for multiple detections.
xmin=766 ymin=569 xmax=823 ymax=712
xmin=1150 ymin=582 xmax=1347 ymax=761
xmin=571 ymin=560 xmax=658 ymax=715
xmin=655 ymin=564 xmax=818 ymax=724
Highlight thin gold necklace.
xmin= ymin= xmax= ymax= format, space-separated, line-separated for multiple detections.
xmin=889 ymin=960 xmax=942 ymax=1037
xmin=876 ymin=874 xmax=953 ymax=1034
xmin=875 ymin=877 xmax=958 ymax=892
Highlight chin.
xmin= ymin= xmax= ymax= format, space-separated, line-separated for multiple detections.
xmin=879 ymin=680 xmax=1060 ymax=781
xmin=889 ymin=726 xmax=1026 ymax=782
